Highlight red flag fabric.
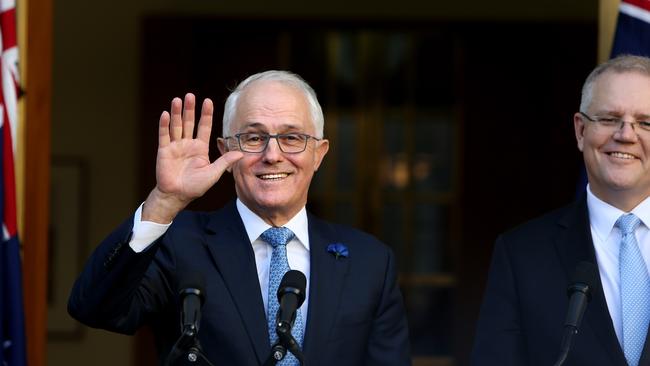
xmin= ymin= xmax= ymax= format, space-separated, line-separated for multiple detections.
xmin=0 ymin=0 xmax=27 ymax=364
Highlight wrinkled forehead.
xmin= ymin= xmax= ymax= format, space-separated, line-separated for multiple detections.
xmin=594 ymin=69 xmax=650 ymax=85
xmin=231 ymin=81 xmax=314 ymax=133
xmin=589 ymin=71 xmax=650 ymax=111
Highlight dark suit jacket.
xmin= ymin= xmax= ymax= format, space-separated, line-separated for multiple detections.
xmin=471 ymin=196 xmax=650 ymax=366
xmin=68 ymin=201 xmax=411 ymax=366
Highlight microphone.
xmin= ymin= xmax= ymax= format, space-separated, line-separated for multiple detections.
xmin=276 ymin=270 xmax=307 ymax=333
xmin=179 ymin=271 xmax=206 ymax=337
xmin=268 ymin=270 xmax=307 ymax=365
xmin=553 ymin=261 xmax=598 ymax=366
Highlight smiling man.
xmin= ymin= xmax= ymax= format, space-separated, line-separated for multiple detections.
xmin=472 ymin=55 xmax=650 ymax=366
xmin=68 ymin=71 xmax=410 ymax=366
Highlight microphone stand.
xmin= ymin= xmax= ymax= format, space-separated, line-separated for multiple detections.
xmin=552 ymin=326 xmax=576 ymax=366
xmin=552 ymin=266 xmax=594 ymax=366
xmin=165 ymin=325 xmax=216 ymax=366
xmin=263 ymin=322 xmax=306 ymax=366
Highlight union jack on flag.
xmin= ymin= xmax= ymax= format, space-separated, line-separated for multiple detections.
xmin=0 ymin=0 xmax=26 ymax=364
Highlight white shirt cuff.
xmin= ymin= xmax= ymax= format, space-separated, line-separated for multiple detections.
xmin=129 ymin=203 xmax=172 ymax=253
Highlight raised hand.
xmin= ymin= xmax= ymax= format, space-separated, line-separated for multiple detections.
xmin=142 ymin=93 xmax=243 ymax=223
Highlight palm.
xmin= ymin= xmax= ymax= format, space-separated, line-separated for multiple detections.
xmin=156 ymin=137 xmax=214 ymax=200
xmin=143 ymin=94 xmax=243 ymax=222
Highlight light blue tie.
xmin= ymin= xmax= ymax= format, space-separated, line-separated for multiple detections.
xmin=617 ymin=213 xmax=650 ymax=366
xmin=262 ymin=227 xmax=304 ymax=366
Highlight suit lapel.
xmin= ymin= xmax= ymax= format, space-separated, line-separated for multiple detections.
xmin=203 ymin=202 xmax=269 ymax=365
xmin=554 ymin=197 xmax=628 ymax=366
xmin=302 ymin=214 xmax=350 ymax=365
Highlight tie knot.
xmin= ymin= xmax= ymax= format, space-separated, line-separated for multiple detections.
xmin=261 ymin=227 xmax=295 ymax=248
xmin=616 ymin=213 xmax=642 ymax=235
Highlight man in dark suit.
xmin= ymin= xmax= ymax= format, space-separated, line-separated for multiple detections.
xmin=472 ymin=54 xmax=650 ymax=366
xmin=68 ymin=70 xmax=411 ymax=365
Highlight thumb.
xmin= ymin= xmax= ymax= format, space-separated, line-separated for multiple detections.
xmin=210 ymin=150 xmax=244 ymax=179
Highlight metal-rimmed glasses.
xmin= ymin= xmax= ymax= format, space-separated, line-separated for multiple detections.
xmin=579 ymin=111 xmax=650 ymax=133
xmin=223 ymin=132 xmax=321 ymax=153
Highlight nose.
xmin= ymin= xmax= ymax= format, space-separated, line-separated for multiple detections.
xmin=262 ymin=136 xmax=284 ymax=162
xmin=614 ymin=120 xmax=639 ymax=142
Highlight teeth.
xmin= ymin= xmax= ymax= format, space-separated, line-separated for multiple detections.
xmin=610 ymin=152 xmax=636 ymax=159
xmin=259 ymin=173 xmax=288 ymax=180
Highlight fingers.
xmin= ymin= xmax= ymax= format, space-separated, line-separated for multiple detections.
xmin=169 ymin=97 xmax=183 ymax=141
xmin=182 ymin=93 xmax=195 ymax=139
xmin=158 ymin=93 xmax=214 ymax=151
xmin=159 ymin=111 xmax=171 ymax=148
xmin=196 ymin=98 xmax=214 ymax=143
xmin=162 ymin=94 xmax=211 ymax=144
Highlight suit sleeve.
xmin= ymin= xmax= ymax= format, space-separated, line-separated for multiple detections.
xmin=67 ymin=216 xmax=176 ymax=334
xmin=471 ymin=235 xmax=527 ymax=366
xmin=364 ymin=247 xmax=412 ymax=366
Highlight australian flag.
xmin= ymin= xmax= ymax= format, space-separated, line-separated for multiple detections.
xmin=611 ymin=0 xmax=650 ymax=58
xmin=0 ymin=0 xmax=27 ymax=364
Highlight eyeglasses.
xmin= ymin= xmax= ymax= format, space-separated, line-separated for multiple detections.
xmin=579 ymin=111 xmax=650 ymax=133
xmin=224 ymin=132 xmax=321 ymax=153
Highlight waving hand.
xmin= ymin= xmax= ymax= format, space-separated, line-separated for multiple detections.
xmin=142 ymin=93 xmax=243 ymax=223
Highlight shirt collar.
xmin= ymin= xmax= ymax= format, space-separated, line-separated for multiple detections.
xmin=235 ymin=198 xmax=310 ymax=251
xmin=586 ymin=184 xmax=650 ymax=240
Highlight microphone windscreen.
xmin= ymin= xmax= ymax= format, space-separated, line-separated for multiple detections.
xmin=280 ymin=270 xmax=307 ymax=292
xmin=178 ymin=271 xmax=206 ymax=300
xmin=568 ymin=261 xmax=598 ymax=301
xmin=571 ymin=261 xmax=598 ymax=286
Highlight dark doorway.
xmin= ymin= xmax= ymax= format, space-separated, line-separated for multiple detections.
xmin=138 ymin=18 xmax=596 ymax=365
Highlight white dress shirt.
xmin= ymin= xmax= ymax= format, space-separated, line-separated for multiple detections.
xmin=587 ymin=185 xmax=650 ymax=344
xmin=128 ymin=199 xmax=311 ymax=324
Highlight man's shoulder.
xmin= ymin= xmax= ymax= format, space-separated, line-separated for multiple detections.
xmin=167 ymin=201 xmax=240 ymax=235
xmin=500 ymin=198 xmax=586 ymax=244
xmin=307 ymin=213 xmax=389 ymax=253
xmin=174 ymin=201 xmax=238 ymax=221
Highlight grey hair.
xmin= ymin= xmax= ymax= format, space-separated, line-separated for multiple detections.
xmin=222 ymin=70 xmax=325 ymax=138
xmin=580 ymin=54 xmax=650 ymax=112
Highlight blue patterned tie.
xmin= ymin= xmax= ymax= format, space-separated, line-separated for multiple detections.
xmin=617 ymin=213 xmax=650 ymax=366
xmin=261 ymin=227 xmax=304 ymax=366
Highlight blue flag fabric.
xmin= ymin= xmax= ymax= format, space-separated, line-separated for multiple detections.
xmin=1 ymin=235 xmax=27 ymax=366
xmin=611 ymin=0 xmax=650 ymax=58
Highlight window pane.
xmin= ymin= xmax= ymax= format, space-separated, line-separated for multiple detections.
xmin=404 ymin=286 xmax=453 ymax=356
xmin=382 ymin=202 xmax=405 ymax=267
xmin=411 ymin=204 xmax=450 ymax=273
xmin=414 ymin=113 xmax=454 ymax=192
xmin=381 ymin=111 xmax=407 ymax=191
xmin=336 ymin=114 xmax=357 ymax=190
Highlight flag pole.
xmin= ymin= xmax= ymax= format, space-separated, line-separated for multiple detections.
xmin=599 ymin=0 xmax=620 ymax=62
xmin=22 ymin=0 xmax=53 ymax=363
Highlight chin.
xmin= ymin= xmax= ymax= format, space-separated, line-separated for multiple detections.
xmin=603 ymin=180 xmax=645 ymax=193
xmin=254 ymin=197 xmax=293 ymax=210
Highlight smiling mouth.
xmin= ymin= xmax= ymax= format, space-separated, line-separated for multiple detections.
xmin=258 ymin=173 xmax=290 ymax=181
xmin=608 ymin=152 xmax=637 ymax=160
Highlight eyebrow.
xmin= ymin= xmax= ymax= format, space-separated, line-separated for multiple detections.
xmin=592 ymin=109 xmax=623 ymax=117
xmin=636 ymin=114 xmax=650 ymax=120
xmin=592 ymin=110 xmax=650 ymax=120
xmin=239 ymin=121 xmax=304 ymax=132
